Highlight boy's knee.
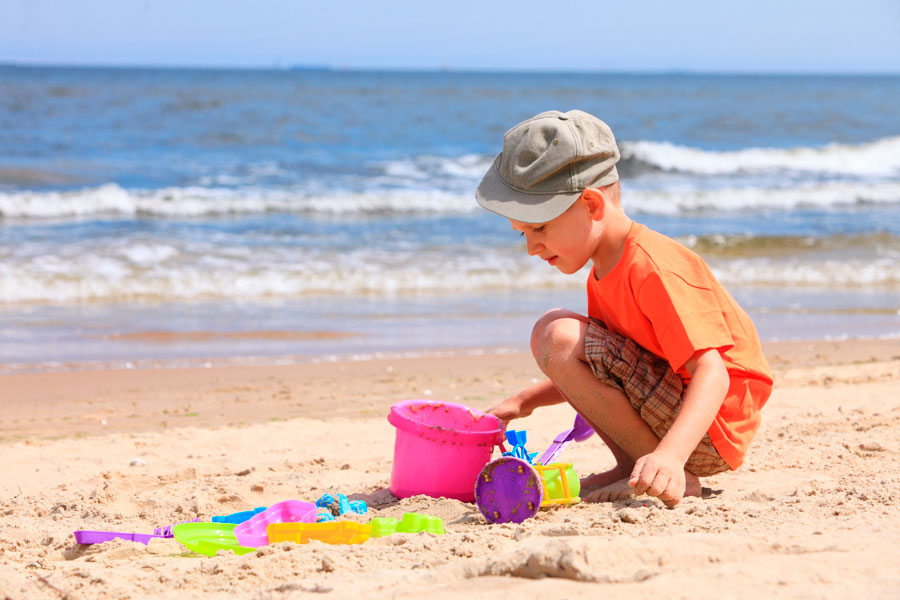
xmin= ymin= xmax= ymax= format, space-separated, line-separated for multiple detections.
xmin=530 ymin=309 xmax=587 ymax=357
xmin=533 ymin=317 xmax=584 ymax=375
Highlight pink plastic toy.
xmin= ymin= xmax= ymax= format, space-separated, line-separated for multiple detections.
xmin=388 ymin=400 xmax=505 ymax=502
xmin=233 ymin=500 xmax=317 ymax=547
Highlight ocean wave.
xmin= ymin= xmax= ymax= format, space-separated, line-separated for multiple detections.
xmin=710 ymin=258 xmax=900 ymax=288
xmin=683 ymin=232 xmax=900 ymax=256
xmin=377 ymin=153 xmax=492 ymax=181
xmin=620 ymin=135 xmax=900 ymax=177
xmin=2 ymin=178 xmax=900 ymax=220
xmin=1 ymin=236 xmax=898 ymax=305
xmin=0 ymin=251 xmax=571 ymax=304
xmin=626 ymin=181 xmax=900 ymax=215
xmin=0 ymin=184 xmax=474 ymax=219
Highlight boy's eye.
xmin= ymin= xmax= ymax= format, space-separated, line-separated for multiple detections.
xmin=518 ymin=226 xmax=545 ymax=237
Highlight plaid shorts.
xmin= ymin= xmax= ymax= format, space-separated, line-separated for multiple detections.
xmin=584 ymin=319 xmax=730 ymax=477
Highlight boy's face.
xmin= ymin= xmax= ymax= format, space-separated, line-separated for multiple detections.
xmin=509 ymin=197 xmax=600 ymax=275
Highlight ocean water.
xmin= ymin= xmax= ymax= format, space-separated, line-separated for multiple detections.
xmin=1 ymin=66 xmax=899 ymax=371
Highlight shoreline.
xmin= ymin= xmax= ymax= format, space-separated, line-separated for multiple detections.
xmin=0 ymin=331 xmax=900 ymax=376
xmin=4 ymin=285 xmax=900 ymax=372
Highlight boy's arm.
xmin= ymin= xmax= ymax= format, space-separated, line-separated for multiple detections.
xmin=487 ymin=379 xmax=567 ymax=422
xmin=629 ymin=348 xmax=729 ymax=505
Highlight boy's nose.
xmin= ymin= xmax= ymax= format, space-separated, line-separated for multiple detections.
xmin=525 ymin=237 xmax=542 ymax=256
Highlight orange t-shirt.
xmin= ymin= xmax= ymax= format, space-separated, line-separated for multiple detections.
xmin=586 ymin=222 xmax=773 ymax=469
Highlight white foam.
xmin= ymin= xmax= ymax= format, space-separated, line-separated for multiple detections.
xmin=2 ymin=239 xmax=899 ymax=305
xmin=2 ymin=178 xmax=899 ymax=221
xmin=0 ymin=184 xmax=476 ymax=219
xmin=378 ymin=154 xmax=492 ymax=181
xmin=0 ymin=241 xmax=574 ymax=304
xmin=626 ymin=181 xmax=900 ymax=215
xmin=122 ymin=244 xmax=179 ymax=265
xmin=710 ymin=257 xmax=900 ymax=288
xmin=622 ymin=135 xmax=900 ymax=177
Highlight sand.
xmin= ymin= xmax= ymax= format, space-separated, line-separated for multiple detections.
xmin=1 ymin=339 xmax=899 ymax=599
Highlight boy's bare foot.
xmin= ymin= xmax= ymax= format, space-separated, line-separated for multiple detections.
xmin=582 ymin=470 xmax=702 ymax=504
xmin=683 ymin=471 xmax=702 ymax=498
xmin=580 ymin=466 xmax=630 ymax=490
xmin=583 ymin=477 xmax=634 ymax=502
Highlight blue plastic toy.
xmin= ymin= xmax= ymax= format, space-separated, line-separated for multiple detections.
xmin=501 ymin=430 xmax=538 ymax=464
xmin=212 ymin=507 xmax=267 ymax=525
xmin=315 ymin=493 xmax=367 ymax=518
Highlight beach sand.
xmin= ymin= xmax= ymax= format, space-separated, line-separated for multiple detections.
xmin=1 ymin=339 xmax=899 ymax=599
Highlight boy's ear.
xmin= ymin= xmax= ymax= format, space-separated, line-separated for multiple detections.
xmin=581 ymin=188 xmax=605 ymax=221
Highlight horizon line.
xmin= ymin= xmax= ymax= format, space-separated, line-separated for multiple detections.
xmin=1 ymin=59 xmax=899 ymax=78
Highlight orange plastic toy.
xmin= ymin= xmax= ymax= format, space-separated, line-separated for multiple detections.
xmin=267 ymin=521 xmax=371 ymax=545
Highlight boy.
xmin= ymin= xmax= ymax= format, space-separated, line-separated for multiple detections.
xmin=476 ymin=110 xmax=773 ymax=507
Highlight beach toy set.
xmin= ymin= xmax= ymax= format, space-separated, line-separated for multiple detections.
xmin=386 ymin=399 xmax=594 ymax=524
xmin=173 ymin=511 xmax=443 ymax=555
xmin=475 ymin=414 xmax=594 ymax=524
xmin=75 ymin=400 xmax=590 ymax=555
xmin=74 ymin=495 xmax=445 ymax=556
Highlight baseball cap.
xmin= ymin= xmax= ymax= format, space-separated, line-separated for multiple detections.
xmin=475 ymin=110 xmax=620 ymax=223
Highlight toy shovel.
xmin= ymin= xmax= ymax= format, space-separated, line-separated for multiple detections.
xmin=537 ymin=414 xmax=594 ymax=464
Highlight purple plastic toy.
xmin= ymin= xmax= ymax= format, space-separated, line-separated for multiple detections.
xmin=476 ymin=414 xmax=594 ymax=524
xmin=233 ymin=500 xmax=317 ymax=547
xmin=73 ymin=519 xmax=200 ymax=545
xmin=474 ymin=457 xmax=544 ymax=524
xmin=537 ymin=414 xmax=594 ymax=465
xmin=73 ymin=530 xmax=165 ymax=545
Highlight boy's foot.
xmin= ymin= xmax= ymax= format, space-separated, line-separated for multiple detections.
xmin=580 ymin=466 xmax=630 ymax=490
xmin=582 ymin=477 xmax=634 ymax=502
xmin=582 ymin=470 xmax=702 ymax=504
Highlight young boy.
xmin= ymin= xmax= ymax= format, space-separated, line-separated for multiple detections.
xmin=476 ymin=110 xmax=773 ymax=507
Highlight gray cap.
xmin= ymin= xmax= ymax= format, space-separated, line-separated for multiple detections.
xmin=475 ymin=110 xmax=620 ymax=223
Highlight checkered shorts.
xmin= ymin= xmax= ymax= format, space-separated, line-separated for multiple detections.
xmin=584 ymin=319 xmax=730 ymax=477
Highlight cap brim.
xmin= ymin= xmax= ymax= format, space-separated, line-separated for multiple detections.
xmin=475 ymin=159 xmax=582 ymax=224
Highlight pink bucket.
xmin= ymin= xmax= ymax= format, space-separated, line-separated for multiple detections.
xmin=388 ymin=400 xmax=505 ymax=502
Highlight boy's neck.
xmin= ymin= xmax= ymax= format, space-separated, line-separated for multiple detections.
xmin=591 ymin=212 xmax=633 ymax=281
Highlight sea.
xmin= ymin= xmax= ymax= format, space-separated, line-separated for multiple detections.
xmin=1 ymin=66 xmax=899 ymax=372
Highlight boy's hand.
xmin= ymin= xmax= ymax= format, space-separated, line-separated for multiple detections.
xmin=486 ymin=396 xmax=530 ymax=423
xmin=629 ymin=450 xmax=686 ymax=507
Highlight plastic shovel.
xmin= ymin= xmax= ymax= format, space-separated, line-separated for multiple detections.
xmin=536 ymin=414 xmax=594 ymax=464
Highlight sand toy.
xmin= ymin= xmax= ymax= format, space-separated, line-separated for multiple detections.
xmin=212 ymin=507 xmax=266 ymax=524
xmin=388 ymin=400 xmax=505 ymax=502
xmin=267 ymin=512 xmax=445 ymax=545
xmin=233 ymin=500 xmax=317 ymax=547
xmin=369 ymin=512 xmax=445 ymax=537
xmin=73 ymin=519 xmax=200 ymax=545
xmin=267 ymin=521 xmax=372 ymax=545
xmin=172 ymin=522 xmax=255 ymax=556
xmin=315 ymin=492 xmax=367 ymax=522
xmin=475 ymin=414 xmax=593 ymax=524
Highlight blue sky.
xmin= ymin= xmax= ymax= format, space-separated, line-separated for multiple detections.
xmin=1 ymin=0 xmax=899 ymax=73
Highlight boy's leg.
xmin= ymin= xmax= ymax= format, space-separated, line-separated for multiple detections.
xmin=531 ymin=313 xmax=703 ymax=504
xmin=530 ymin=310 xmax=635 ymax=484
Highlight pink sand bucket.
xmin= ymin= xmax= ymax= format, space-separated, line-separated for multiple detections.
xmin=388 ymin=399 xmax=505 ymax=502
